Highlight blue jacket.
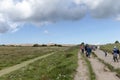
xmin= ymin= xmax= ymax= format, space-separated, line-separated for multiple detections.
xmin=87 ymin=47 xmax=92 ymax=53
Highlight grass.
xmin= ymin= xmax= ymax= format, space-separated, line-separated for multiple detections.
xmin=81 ymin=54 xmax=96 ymax=80
xmin=0 ymin=46 xmax=78 ymax=80
xmin=115 ymin=68 xmax=120 ymax=78
xmin=0 ymin=46 xmax=69 ymax=70
xmin=100 ymin=43 xmax=120 ymax=53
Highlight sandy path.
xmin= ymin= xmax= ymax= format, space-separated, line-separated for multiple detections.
xmin=0 ymin=53 xmax=54 ymax=77
xmin=89 ymin=57 xmax=119 ymax=80
xmin=94 ymin=49 xmax=120 ymax=69
xmin=74 ymin=52 xmax=89 ymax=80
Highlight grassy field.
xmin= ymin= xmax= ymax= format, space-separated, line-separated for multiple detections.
xmin=0 ymin=46 xmax=79 ymax=80
xmin=0 ymin=46 xmax=69 ymax=70
xmin=100 ymin=43 xmax=120 ymax=53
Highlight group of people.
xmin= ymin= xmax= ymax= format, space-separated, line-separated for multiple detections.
xmin=80 ymin=44 xmax=97 ymax=58
xmin=80 ymin=44 xmax=120 ymax=62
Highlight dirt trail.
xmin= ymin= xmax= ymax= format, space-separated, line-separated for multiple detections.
xmin=74 ymin=52 xmax=89 ymax=80
xmin=94 ymin=49 xmax=120 ymax=69
xmin=0 ymin=53 xmax=54 ymax=77
xmin=89 ymin=57 xmax=119 ymax=80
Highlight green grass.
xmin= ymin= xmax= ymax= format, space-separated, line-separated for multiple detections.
xmin=115 ymin=68 xmax=120 ymax=78
xmin=81 ymin=54 xmax=96 ymax=80
xmin=0 ymin=46 xmax=69 ymax=70
xmin=100 ymin=43 xmax=120 ymax=53
xmin=92 ymin=52 xmax=97 ymax=58
xmin=0 ymin=46 xmax=78 ymax=80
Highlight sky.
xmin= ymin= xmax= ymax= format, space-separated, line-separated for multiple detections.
xmin=0 ymin=0 xmax=120 ymax=44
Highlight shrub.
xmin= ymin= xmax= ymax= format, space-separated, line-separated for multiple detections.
xmin=33 ymin=44 xmax=39 ymax=47
xmin=41 ymin=44 xmax=47 ymax=47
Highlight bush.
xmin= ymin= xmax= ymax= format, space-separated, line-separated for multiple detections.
xmin=33 ymin=44 xmax=39 ymax=47
xmin=115 ymin=41 xmax=119 ymax=44
xmin=41 ymin=44 xmax=47 ymax=47
xmin=57 ymin=44 xmax=62 ymax=47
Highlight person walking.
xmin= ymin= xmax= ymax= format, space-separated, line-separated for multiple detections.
xmin=104 ymin=51 xmax=107 ymax=57
xmin=80 ymin=45 xmax=84 ymax=54
xmin=86 ymin=45 xmax=92 ymax=58
xmin=113 ymin=46 xmax=118 ymax=62
xmin=85 ymin=44 xmax=88 ymax=57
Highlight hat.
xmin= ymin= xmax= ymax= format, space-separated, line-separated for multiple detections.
xmin=114 ymin=46 xmax=116 ymax=48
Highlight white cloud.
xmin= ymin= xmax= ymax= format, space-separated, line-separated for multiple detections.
xmin=116 ymin=15 xmax=120 ymax=21
xmin=0 ymin=13 xmax=19 ymax=33
xmin=76 ymin=0 xmax=120 ymax=18
xmin=44 ymin=30 xmax=49 ymax=34
xmin=0 ymin=0 xmax=86 ymax=33
xmin=0 ymin=0 xmax=120 ymax=33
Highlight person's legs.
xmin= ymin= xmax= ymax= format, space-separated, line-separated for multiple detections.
xmin=116 ymin=57 xmax=118 ymax=62
xmin=86 ymin=52 xmax=88 ymax=57
xmin=82 ymin=49 xmax=84 ymax=53
xmin=119 ymin=54 xmax=120 ymax=59
xmin=105 ymin=52 xmax=107 ymax=57
xmin=89 ymin=52 xmax=91 ymax=58
xmin=113 ymin=56 xmax=116 ymax=62
xmin=88 ymin=52 xmax=90 ymax=58
xmin=114 ymin=57 xmax=118 ymax=62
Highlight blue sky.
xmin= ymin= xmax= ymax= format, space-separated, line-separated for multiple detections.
xmin=1 ymin=15 xmax=120 ymax=44
xmin=0 ymin=0 xmax=120 ymax=44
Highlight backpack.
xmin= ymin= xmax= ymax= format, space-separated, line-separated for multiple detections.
xmin=117 ymin=49 xmax=120 ymax=54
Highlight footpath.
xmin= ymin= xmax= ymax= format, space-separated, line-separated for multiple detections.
xmin=94 ymin=49 xmax=120 ymax=69
xmin=0 ymin=53 xmax=54 ymax=77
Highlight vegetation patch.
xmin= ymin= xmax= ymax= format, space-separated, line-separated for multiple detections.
xmin=0 ymin=46 xmax=68 ymax=70
xmin=100 ymin=43 xmax=120 ymax=53
xmin=0 ymin=46 xmax=78 ymax=80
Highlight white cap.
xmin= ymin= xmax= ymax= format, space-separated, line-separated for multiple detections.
xmin=114 ymin=46 xmax=116 ymax=48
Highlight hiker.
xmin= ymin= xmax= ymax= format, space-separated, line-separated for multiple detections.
xmin=80 ymin=45 xmax=84 ymax=53
xmin=85 ymin=44 xmax=88 ymax=57
xmin=112 ymin=46 xmax=118 ymax=62
xmin=86 ymin=45 xmax=92 ymax=58
xmin=104 ymin=51 xmax=107 ymax=57
xmin=91 ymin=45 xmax=96 ymax=51
xmin=97 ymin=46 xmax=100 ymax=49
